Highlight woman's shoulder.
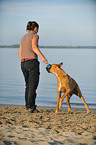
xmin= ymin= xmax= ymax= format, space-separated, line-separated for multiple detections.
xmin=21 ymin=32 xmax=39 ymax=42
xmin=32 ymin=33 xmax=39 ymax=40
xmin=32 ymin=33 xmax=38 ymax=37
xmin=21 ymin=33 xmax=28 ymax=40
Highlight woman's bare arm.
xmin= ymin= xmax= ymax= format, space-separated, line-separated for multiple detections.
xmin=32 ymin=35 xmax=48 ymax=64
xmin=18 ymin=44 xmax=22 ymax=60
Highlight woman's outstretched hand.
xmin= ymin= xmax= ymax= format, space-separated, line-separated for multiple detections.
xmin=42 ymin=57 xmax=48 ymax=64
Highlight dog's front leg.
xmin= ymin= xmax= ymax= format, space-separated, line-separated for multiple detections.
xmin=55 ymin=91 xmax=61 ymax=114
xmin=59 ymin=89 xmax=71 ymax=108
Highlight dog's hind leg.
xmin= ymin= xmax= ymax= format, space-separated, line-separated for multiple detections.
xmin=66 ymin=96 xmax=71 ymax=113
xmin=75 ymin=84 xmax=90 ymax=113
xmin=80 ymin=96 xmax=90 ymax=113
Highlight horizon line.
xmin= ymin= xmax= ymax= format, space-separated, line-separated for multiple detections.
xmin=0 ymin=44 xmax=96 ymax=48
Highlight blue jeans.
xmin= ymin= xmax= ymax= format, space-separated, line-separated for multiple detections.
xmin=21 ymin=59 xmax=40 ymax=109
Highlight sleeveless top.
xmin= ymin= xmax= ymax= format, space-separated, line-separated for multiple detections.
xmin=21 ymin=32 xmax=38 ymax=60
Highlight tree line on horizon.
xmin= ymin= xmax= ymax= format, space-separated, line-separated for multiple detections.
xmin=0 ymin=44 xmax=96 ymax=49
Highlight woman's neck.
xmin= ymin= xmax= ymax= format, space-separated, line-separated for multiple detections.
xmin=29 ymin=30 xmax=35 ymax=33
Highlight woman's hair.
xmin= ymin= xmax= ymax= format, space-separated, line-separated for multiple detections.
xmin=27 ymin=21 xmax=39 ymax=31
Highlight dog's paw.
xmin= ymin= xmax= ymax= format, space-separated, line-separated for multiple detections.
xmin=55 ymin=110 xmax=59 ymax=114
xmin=87 ymin=110 xmax=90 ymax=114
xmin=67 ymin=111 xmax=70 ymax=114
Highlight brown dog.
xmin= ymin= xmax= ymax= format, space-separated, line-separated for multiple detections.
xmin=46 ymin=62 xmax=90 ymax=114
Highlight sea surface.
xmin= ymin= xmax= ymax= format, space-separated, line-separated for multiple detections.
xmin=0 ymin=48 xmax=96 ymax=109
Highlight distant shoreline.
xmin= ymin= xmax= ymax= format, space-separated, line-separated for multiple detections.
xmin=0 ymin=44 xmax=96 ymax=49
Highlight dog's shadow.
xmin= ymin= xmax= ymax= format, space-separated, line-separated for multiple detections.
xmin=56 ymin=111 xmax=74 ymax=115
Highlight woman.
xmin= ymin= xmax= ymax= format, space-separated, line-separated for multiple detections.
xmin=18 ymin=21 xmax=48 ymax=113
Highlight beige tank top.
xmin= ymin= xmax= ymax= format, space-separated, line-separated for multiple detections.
xmin=21 ymin=32 xmax=38 ymax=60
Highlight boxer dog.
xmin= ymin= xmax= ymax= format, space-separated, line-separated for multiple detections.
xmin=46 ymin=63 xmax=90 ymax=114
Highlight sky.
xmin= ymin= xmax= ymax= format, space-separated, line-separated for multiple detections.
xmin=0 ymin=0 xmax=96 ymax=46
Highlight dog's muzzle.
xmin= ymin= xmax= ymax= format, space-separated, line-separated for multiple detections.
xmin=46 ymin=64 xmax=52 ymax=73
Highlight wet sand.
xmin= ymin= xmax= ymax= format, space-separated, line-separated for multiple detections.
xmin=0 ymin=105 xmax=96 ymax=145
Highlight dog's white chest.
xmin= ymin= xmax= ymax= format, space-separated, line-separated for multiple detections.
xmin=53 ymin=72 xmax=62 ymax=91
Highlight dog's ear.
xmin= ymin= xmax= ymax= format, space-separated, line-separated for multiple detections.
xmin=58 ymin=62 xmax=63 ymax=68
xmin=60 ymin=62 xmax=63 ymax=66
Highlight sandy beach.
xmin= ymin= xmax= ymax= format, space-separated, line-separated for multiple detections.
xmin=0 ymin=105 xmax=96 ymax=145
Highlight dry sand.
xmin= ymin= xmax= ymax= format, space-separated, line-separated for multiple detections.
xmin=0 ymin=105 xmax=96 ymax=145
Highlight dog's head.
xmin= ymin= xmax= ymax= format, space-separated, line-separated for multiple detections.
xmin=46 ymin=62 xmax=63 ymax=73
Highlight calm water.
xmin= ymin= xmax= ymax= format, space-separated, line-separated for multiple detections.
xmin=0 ymin=48 xmax=96 ymax=109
